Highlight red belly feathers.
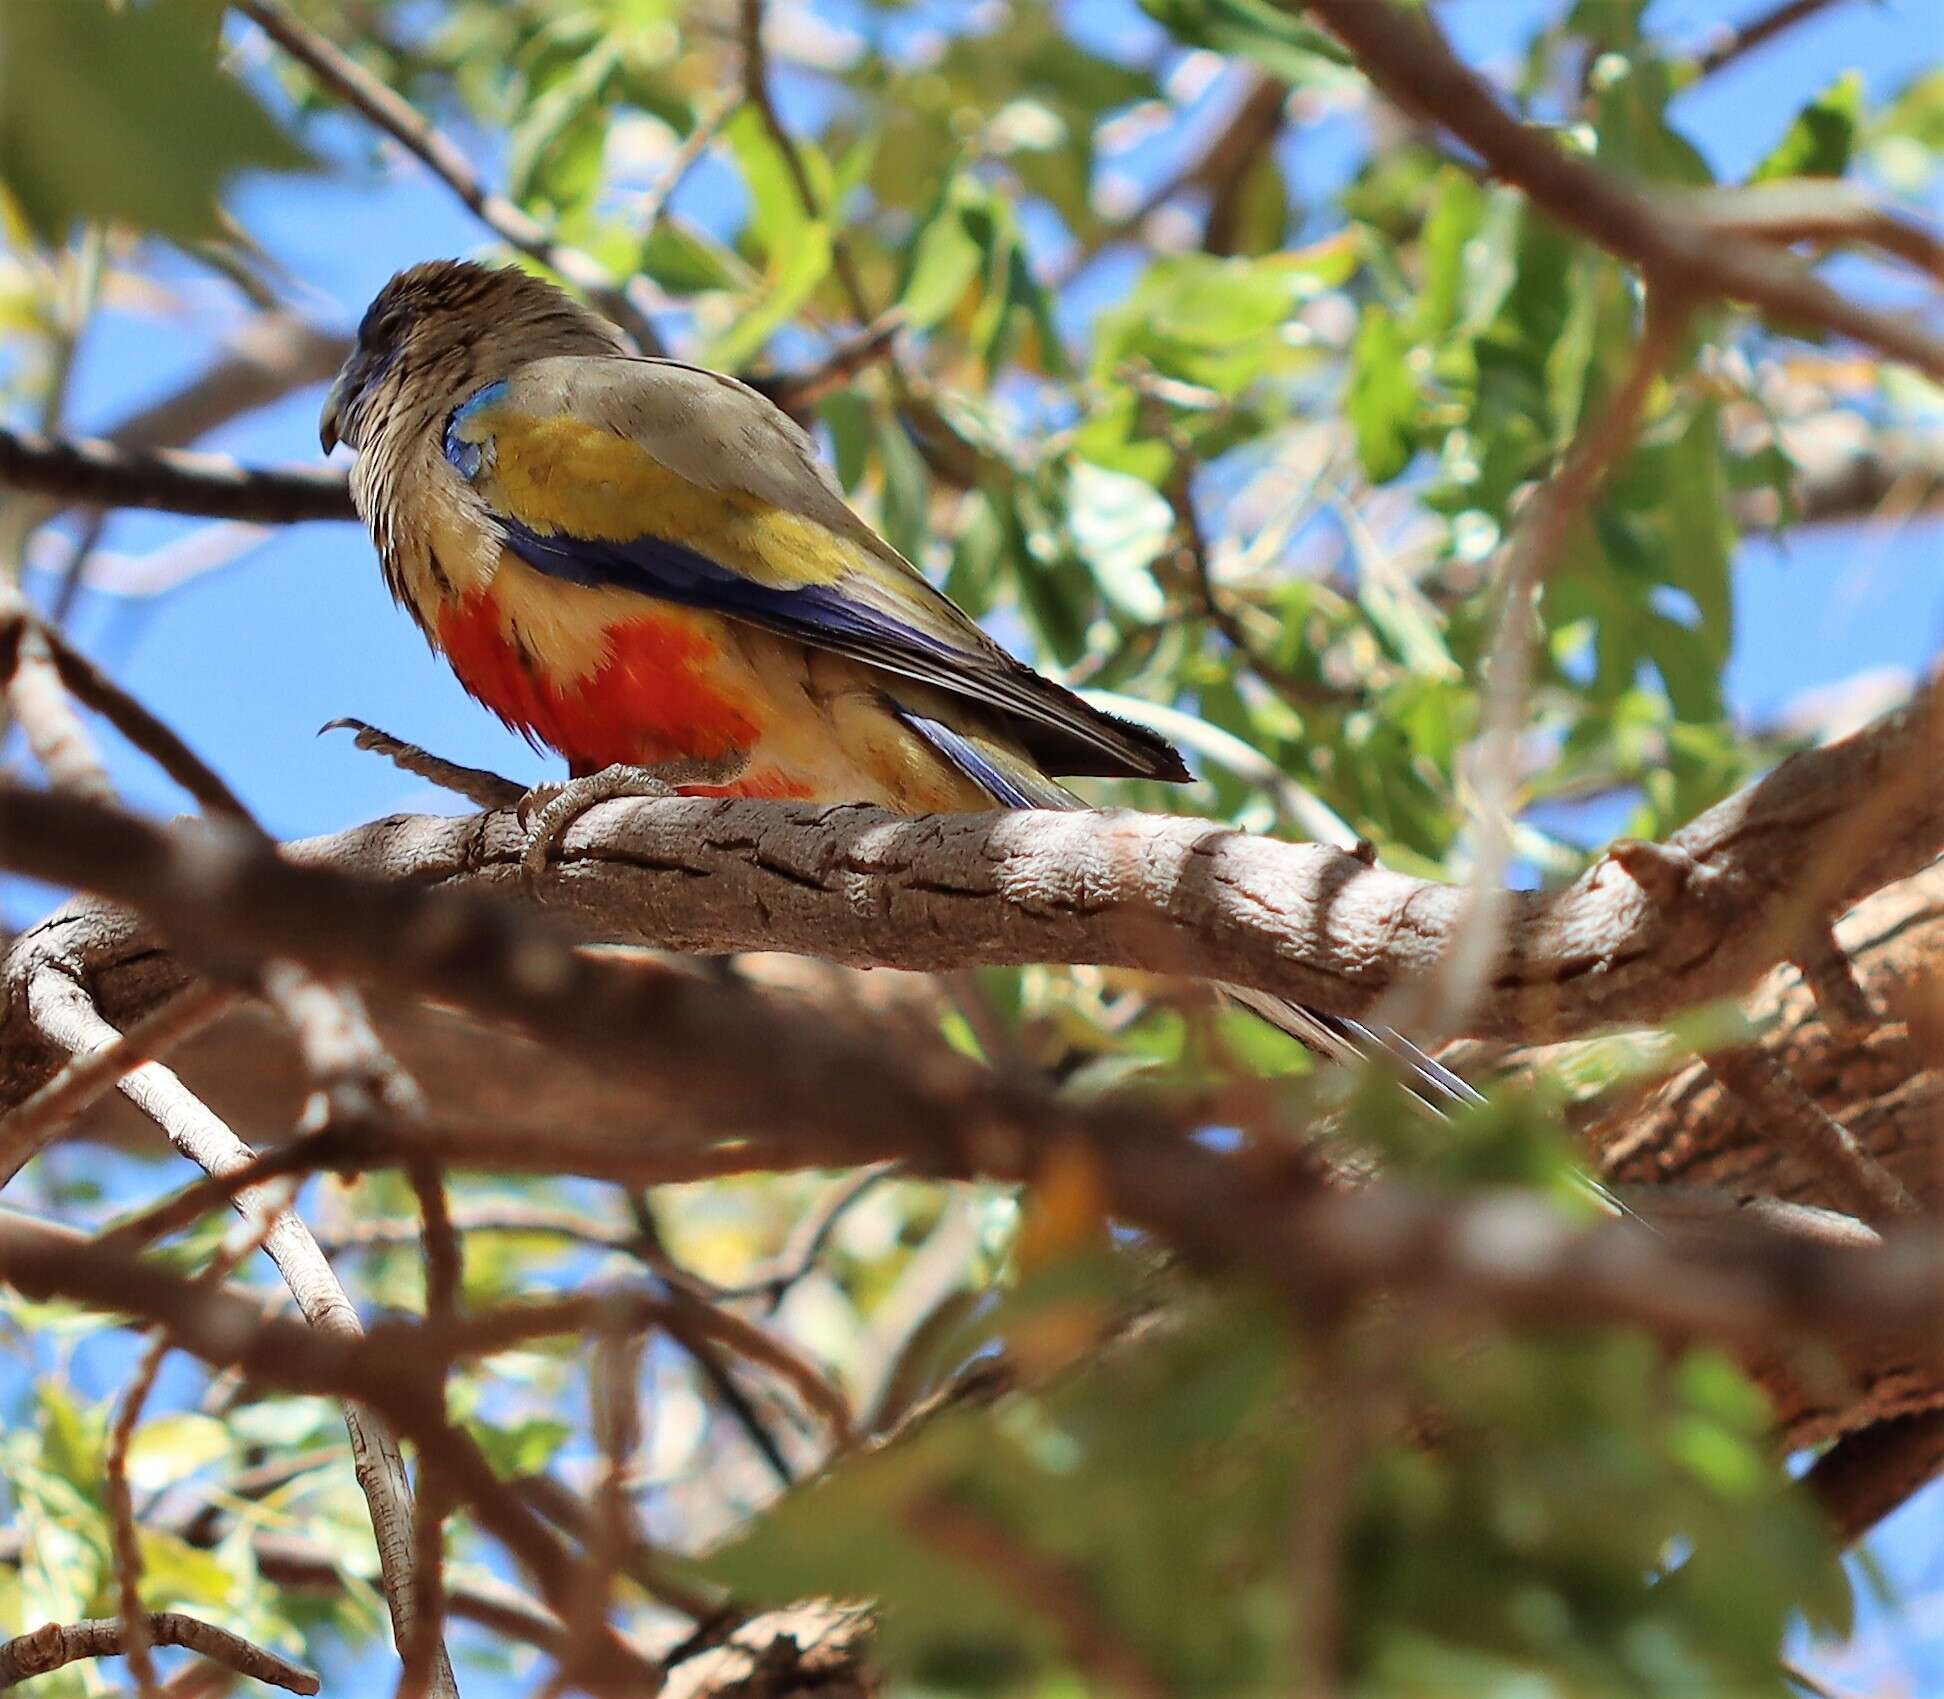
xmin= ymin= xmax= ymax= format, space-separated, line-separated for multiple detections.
xmin=436 ymin=592 xmax=814 ymax=798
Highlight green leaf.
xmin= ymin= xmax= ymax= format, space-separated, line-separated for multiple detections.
xmin=1067 ymin=462 xmax=1171 ymax=622
xmin=900 ymin=176 xmax=988 ymax=330
xmin=465 ymin=1415 xmax=572 ymax=1477
xmin=125 ymin=1414 xmax=232 ymax=1493
xmin=1866 ymin=66 xmax=1943 ymax=193
xmin=506 ymin=42 xmax=618 ymax=212
xmin=1753 ymin=70 xmax=1864 ymax=183
xmin=725 ymin=103 xmax=829 ymax=251
xmin=638 ymin=219 xmax=745 ymax=295
xmin=0 ymin=0 xmax=313 ymax=242
xmin=701 ymin=221 xmax=833 ymax=369
xmin=1139 ymin=0 xmax=1350 ymax=83
xmin=1095 ymin=253 xmax=1309 ymax=397
xmin=1414 ymin=168 xmax=1485 ymax=342
xmin=1348 ymin=305 xmax=1417 ymax=484
xmin=1587 ymin=51 xmax=1713 ymax=187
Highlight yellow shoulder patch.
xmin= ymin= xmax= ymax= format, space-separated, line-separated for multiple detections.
xmin=477 ymin=406 xmax=857 ymax=590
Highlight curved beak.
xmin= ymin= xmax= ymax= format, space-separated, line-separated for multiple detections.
xmin=319 ymin=369 xmax=352 ymax=456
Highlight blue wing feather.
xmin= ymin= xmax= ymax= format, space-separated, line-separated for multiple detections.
xmin=495 ymin=512 xmax=969 ymax=663
xmin=893 ymin=712 xmax=1042 ymax=809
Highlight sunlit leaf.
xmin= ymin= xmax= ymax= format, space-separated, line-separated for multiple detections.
xmin=1753 ymin=70 xmax=1864 ymax=184
xmin=1066 ymin=461 xmax=1171 ymax=622
xmin=1139 ymin=0 xmax=1350 ymax=82
xmin=1348 ymin=305 xmax=1416 ymax=483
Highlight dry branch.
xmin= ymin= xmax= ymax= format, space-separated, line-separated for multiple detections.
xmin=1702 ymin=1046 xmax=1919 ymax=1225
xmin=0 ymin=426 xmax=355 ymax=522
xmin=0 ymin=1613 xmax=319 ymax=1693
xmin=0 ymin=983 xmax=235 ymax=1185
xmin=1807 ymin=1410 xmax=1944 ymax=1545
xmin=34 ymin=676 xmax=1928 ymax=1046
xmin=1694 ymin=0 xmax=1848 ymax=75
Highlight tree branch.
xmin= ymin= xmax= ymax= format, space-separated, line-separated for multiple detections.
xmin=0 ymin=425 xmax=354 ymax=522
xmin=0 ymin=680 xmax=1936 ymax=1060
xmin=102 ymin=315 xmax=350 ymax=454
xmin=0 ymin=1613 xmax=319 ymax=1693
xmin=1806 ymin=1410 xmax=1944 ymax=1545
xmin=1702 ymin=1045 xmax=1919 ymax=1225
xmin=0 ymin=983 xmax=236 ymax=1185
xmin=1695 ymin=0 xmax=1848 ymax=76
xmin=0 ymin=1214 xmax=658 ymax=1693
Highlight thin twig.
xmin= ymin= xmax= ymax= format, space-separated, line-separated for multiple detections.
xmin=1144 ymin=396 xmax=1361 ymax=713
xmin=105 ymin=1179 xmax=302 ymax=1699
xmin=750 ymin=311 xmax=907 ymax=416
xmin=395 ymin=1468 xmax=451 ymax=1699
xmin=105 ymin=1330 xmax=171 ymax=1699
xmin=1695 ymin=0 xmax=1846 ymax=76
xmin=0 ymin=609 xmax=113 ymax=800
xmin=1676 ymin=182 xmax=1944 ymax=281
xmin=0 ymin=1615 xmax=319 ymax=1693
xmin=99 ymin=1121 xmax=823 ymax=1257
xmin=411 ymin=1161 xmax=463 ymax=1321
xmin=253 ymin=959 xmax=460 ymax=1695
xmin=1790 ymin=927 xmax=1881 ymax=1041
xmin=1400 ymin=293 xmax=1689 ymax=1043
xmin=45 ymin=629 xmax=256 ymax=820
xmin=738 ymin=0 xmax=871 ymax=324
xmin=0 ymin=1214 xmax=656 ymax=1691
xmin=622 ymin=1195 xmax=802 ymax=1487
xmin=634 ymin=95 xmax=736 ymax=243
xmin=750 ymin=1164 xmax=900 ymax=1311
xmin=548 ymin=1326 xmax=646 ymax=1696
xmin=513 ymin=1472 xmax=723 ymax=1624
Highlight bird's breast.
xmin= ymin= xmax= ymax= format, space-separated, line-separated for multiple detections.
xmin=435 ymin=573 xmax=792 ymax=780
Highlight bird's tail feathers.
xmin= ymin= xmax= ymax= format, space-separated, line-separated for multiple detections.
xmin=1220 ymin=986 xmax=1633 ymax=1220
xmin=1218 ymin=987 xmax=1483 ymax=1113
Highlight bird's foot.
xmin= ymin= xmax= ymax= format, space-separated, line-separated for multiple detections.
xmin=518 ymin=751 xmax=750 ymax=895
xmin=322 ymin=718 xmax=526 ymax=810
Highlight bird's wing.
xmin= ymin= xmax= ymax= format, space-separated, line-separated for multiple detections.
xmin=445 ymin=355 xmax=1190 ymax=784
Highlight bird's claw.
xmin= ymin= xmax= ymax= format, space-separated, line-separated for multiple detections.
xmin=517 ymin=752 xmax=750 ymax=896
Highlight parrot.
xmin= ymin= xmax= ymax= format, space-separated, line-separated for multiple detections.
xmin=318 ymin=258 xmax=1485 ymax=1113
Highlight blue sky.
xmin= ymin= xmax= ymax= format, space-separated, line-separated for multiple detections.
xmin=8 ymin=0 xmax=1942 ymax=1689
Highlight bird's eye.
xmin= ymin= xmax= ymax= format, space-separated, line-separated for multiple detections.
xmin=357 ymin=303 xmax=409 ymax=351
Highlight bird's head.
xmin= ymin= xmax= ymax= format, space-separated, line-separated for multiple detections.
xmin=320 ymin=259 xmax=626 ymax=456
